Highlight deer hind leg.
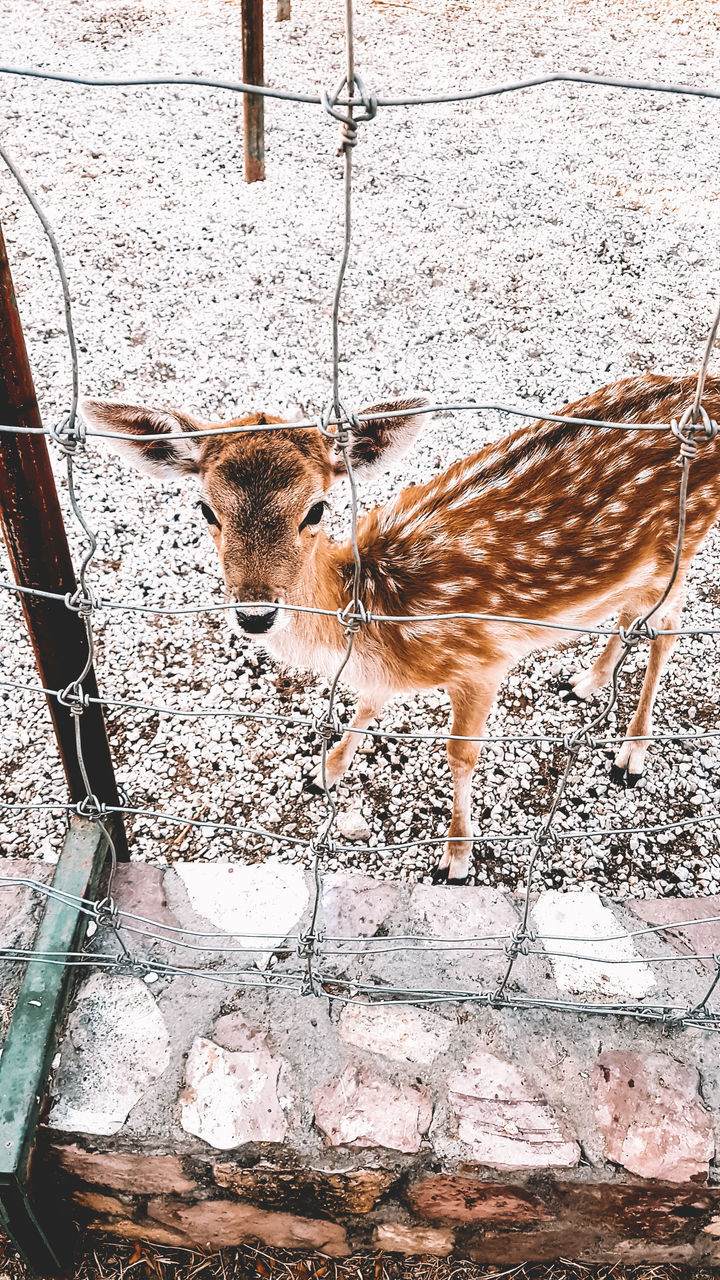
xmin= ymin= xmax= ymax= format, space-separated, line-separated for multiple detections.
xmin=306 ymin=692 xmax=386 ymax=795
xmin=433 ymin=675 xmax=503 ymax=886
xmin=611 ymin=591 xmax=685 ymax=788
xmin=562 ymin=606 xmax=637 ymax=702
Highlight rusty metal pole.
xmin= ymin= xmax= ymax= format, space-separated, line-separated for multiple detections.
xmin=241 ymin=0 xmax=266 ymax=182
xmin=0 ymin=220 xmax=128 ymax=857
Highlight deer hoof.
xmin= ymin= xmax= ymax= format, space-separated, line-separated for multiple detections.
xmin=303 ymin=773 xmax=335 ymax=797
xmin=431 ymin=866 xmax=470 ymax=886
xmin=558 ymin=680 xmax=581 ymax=703
xmin=610 ymin=763 xmax=643 ymax=789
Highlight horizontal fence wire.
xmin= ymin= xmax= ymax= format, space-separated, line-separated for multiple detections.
xmin=3 ymin=577 xmax=720 ymax=635
xmin=1 ymin=5 xmax=720 ymax=1029
xmin=3 ymin=799 xmax=720 ymax=857
xmin=1 ymin=62 xmax=720 ymax=107
xmin=4 ymin=673 xmax=720 ymax=746
xmin=0 ymin=402 xmax=714 ymax=439
xmin=5 ymin=874 xmax=720 ymax=944
xmin=3 ymin=876 xmax=720 ymax=1030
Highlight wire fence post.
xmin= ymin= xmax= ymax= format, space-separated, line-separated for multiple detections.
xmin=0 ymin=219 xmax=128 ymax=858
xmin=241 ymin=0 xmax=265 ymax=182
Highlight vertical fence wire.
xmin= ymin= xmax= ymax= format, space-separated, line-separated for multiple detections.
xmin=302 ymin=0 xmax=365 ymax=995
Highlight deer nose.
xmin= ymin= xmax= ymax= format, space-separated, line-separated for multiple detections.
xmin=235 ymin=605 xmax=279 ymax=635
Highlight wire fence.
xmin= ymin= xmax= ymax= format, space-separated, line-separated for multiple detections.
xmin=4 ymin=873 xmax=720 ymax=1030
xmin=1 ymin=3 xmax=720 ymax=1028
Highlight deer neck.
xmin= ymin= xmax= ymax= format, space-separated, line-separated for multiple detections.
xmin=266 ymin=534 xmax=351 ymax=673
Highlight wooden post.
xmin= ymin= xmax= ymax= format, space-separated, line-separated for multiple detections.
xmin=0 ymin=221 xmax=128 ymax=857
xmin=241 ymin=0 xmax=266 ymax=182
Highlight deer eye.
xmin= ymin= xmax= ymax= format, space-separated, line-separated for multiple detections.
xmin=199 ymin=501 xmax=220 ymax=528
xmin=299 ymin=500 xmax=326 ymax=532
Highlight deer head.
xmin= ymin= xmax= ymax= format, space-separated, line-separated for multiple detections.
xmin=82 ymin=396 xmax=429 ymax=636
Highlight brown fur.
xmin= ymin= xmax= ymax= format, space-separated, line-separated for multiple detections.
xmin=84 ymin=375 xmax=720 ymax=883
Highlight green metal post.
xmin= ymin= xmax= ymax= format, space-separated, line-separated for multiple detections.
xmin=0 ymin=818 xmax=109 ymax=1275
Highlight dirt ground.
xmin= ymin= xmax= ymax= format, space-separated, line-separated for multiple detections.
xmin=1 ymin=1238 xmax=718 ymax=1280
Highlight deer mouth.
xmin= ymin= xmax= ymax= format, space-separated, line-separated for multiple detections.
xmin=235 ymin=606 xmax=279 ymax=635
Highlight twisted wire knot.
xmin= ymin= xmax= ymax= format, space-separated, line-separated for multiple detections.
xmin=300 ymin=970 xmax=321 ymax=998
xmin=92 ymin=895 xmax=120 ymax=929
xmin=671 ymin=382 xmax=719 ymax=464
xmin=535 ymin=825 xmax=559 ymax=849
xmin=504 ymin=926 xmax=536 ymax=958
xmin=57 ymin=681 xmax=89 ymax=715
xmin=297 ymin=928 xmax=324 ymax=960
xmin=319 ymin=406 xmax=365 ymax=453
xmin=337 ymin=412 xmax=362 ymax=451
xmin=114 ymin=954 xmax=147 ymax=976
xmin=310 ymin=832 xmax=335 ymax=858
xmin=314 ymin=713 xmax=340 ymax=743
xmin=340 ymin=116 xmax=358 ymax=150
xmin=660 ymin=1007 xmax=676 ymax=1032
xmin=64 ymin=584 xmax=97 ymax=617
xmin=671 ymin=417 xmax=698 ymax=463
xmin=350 ymin=74 xmax=378 ymax=123
xmin=323 ymin=74 xmax=377 ymax=152
xmin=298 ymin=928 xmax=325 ymax=997
xmin=670 ymin=401 xmax=718 ymax=465
xmin=76 ymin=793 xmax=106 ymax=817
xmin=563 ymin=728 xmax=595 ymax=753
xmin=618 ymin=618 xmax=658 ymax=650
xmin=693 ymin=404 xmax=717 ymax=438
xmin=318 ymin=408 xmax=351 ymax=449
xmin=51 ymin=410 xmax=87 ymax=455
xmin=337 ymin=598 xmax=371 ymax=633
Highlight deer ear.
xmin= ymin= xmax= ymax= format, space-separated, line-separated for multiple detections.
xmin=330 ymin=397 xmax=431 ymax=481
xmin=80 ymin=399 xmax=204 ymax=477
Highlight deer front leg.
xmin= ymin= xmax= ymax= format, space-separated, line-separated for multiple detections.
xmin=306 ymin=692 xmax=386 ymax=795
xmin=432 ymin=676 xmax=503 ymax=886
xmin=610 ymin=596 xmax=683 ymax=788
xmin=561 ymin=607 xmax=637 ymax=702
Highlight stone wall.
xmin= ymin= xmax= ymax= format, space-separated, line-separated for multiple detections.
xmin=5 ymin=860 xmax=720 ymax=1264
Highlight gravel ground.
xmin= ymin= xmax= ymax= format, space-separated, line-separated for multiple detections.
xmin=1 ymin=0 xmax=720 ymax=896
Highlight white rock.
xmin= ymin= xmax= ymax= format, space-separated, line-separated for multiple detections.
xmin=335 ymin=808 xmax=372 ymax=841
xmin=441 ymin=1049 xmax=580 ymax=1169
xmin=180 ymin=1036 xmax=288 ymax=1149
xmin=175 ymin=859 xmax=309 ymax=969
xmin=49 ymin=974 xmax=170 ymax=1136
xmin=532 ymin=890 xmax=655 ymax=998
xmin=338 ymin=1003 xmax=452 ymax=1064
